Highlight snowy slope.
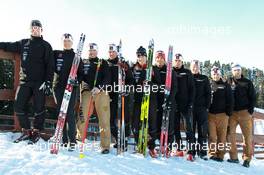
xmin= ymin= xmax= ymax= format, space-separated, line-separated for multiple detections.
xmin=0 ymin=132 xmax=263 ymax=175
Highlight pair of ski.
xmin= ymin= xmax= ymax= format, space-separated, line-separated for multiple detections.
xmin=137 ymin=39 xmax=154 ymax=156
xmin=137 ymin=42 xmax=174 ymax=158
xmin=159 ymin=45 xmax=173 ymax=157
xmin=116 ymin=40 xmax=126 ymax=155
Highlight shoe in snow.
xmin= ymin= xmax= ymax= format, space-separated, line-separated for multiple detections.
xmin=68 ymin=142 xmax=77 ymax=152
xmin=149 ymin=149 xmax=158 ymax=158
xmin=242 ymin=160 xmax=250 ymax=168
xmin=13 ymin=129 xmax=32 ymax=143
xmin=61 ymin=142 xmax=68 ymax=148
xmin=28 ymin=129 xmax=40 ymax=144
xmin=227 ymin=158 xmax=239 ymax=164
xmin=101 ymin=149 xmax=110 ymax=154
xmin=165 ymin=150 xmax=172 ymax=158
xmin=175 ymin=150 xmax=184 ymax=157
xmin=199 ymin=155 xmax=208 ymax=161
xmin=187 ymin=154 xmax=194 ymax=162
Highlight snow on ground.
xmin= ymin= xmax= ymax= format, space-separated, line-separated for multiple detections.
xmin=255 ymin=108 xmax=264 ymax=114
xmin=0 ymin=132 xmax=264 ymax=175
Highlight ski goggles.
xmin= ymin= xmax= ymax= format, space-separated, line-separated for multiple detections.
xmin=174 ymin=53 xmax=183 ymax=61
xmin=62 ymin=33 xmax=73 ymax=42
xmin=211 ymin=66 xmax=221 ymax=75
xmin=155 ymin=50 xmax=165 ymax=59
xmin=89 ymin=43 xmax=98 ymax=51
xmin=109 ymin=44 xmax=117 ymax=52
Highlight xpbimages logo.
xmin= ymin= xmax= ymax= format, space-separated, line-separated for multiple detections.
xmin=97 ymin=82 xmax=166 ymax=95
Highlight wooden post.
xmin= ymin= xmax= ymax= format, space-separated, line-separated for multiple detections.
xmin=13 ymin=53 xmax=21 ymax=131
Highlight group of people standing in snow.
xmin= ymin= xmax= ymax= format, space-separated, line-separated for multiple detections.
xmin=0 ymin=20 xmax=256 ymax=168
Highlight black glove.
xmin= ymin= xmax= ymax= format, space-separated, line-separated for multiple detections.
xmin=226 ymin=111 xmax=232 ymax=117
xmin=69 ymin=78 xmax=79 ymax=87
xmin=39 ymin=81 xmax=53 ymax=96
xmin=248 ymin=108 xmax=254 ymax=115
xmin=187 ymin=105 xmax=193 ymax=116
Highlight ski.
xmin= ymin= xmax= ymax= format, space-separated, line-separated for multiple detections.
xmin=116 ymin=40 xmax=126 ymax=155
xmin=79 ymin=59 xmax=102 ymax=158
xmin=137 ymin=39 xmax=154 ymax=156
xmin=50 ymin=34 xmax=86 ymax=154
xmin=160 ymin=45 xmax=173 ymax=157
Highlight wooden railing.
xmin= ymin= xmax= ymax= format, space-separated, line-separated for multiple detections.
xmin=0 ymin=49 xmax=100 ymax=139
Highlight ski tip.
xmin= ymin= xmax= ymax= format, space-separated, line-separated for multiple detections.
xmin=79 ymin=153 xmax=85 ymax=159
xmin=80 ymin=33 xmax=86 ymax=40
xmin=149 ymin=39 xmax=154 ymax=49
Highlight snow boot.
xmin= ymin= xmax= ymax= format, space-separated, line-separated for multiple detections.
xmin=13 ymin=129 xmax=32 ymax=143
xmin=187 ymin=154 xmax=195 ymax=162
xmin=101 ymin=149 xmax=110 ymax=154
xmin=242 ymin=160 xmax=250 ymax=168
xmin=175 ymin=150 xmax=184 ymax=157
xmin=149 ymin=149 xmax=158 ymax=158
xmin=199 ymin=154 xmax=209 ymax=161
xmin=28 ymin=129 xmax=40 ymax=144
xmin=68 ymin=142 xmax=77 ymax=152
xmin=227 ymin=159 xmax=239 ymax=164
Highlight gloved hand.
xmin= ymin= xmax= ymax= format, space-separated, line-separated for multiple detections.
xmin=248 ymin=108 xmax=254 ymax=115
xmin=39 ymin=81 xmax=53 ymax=96
xmin=79 ymin=107 xmax=85 ymax=123
xmin=226 ymin=111 xmax=232 ymax=117
xmin=118 ymin=62 xmax=129 ymax=71
xmin=187 ymin=105 xmax=193 ymax=112
xmin=91 ymin=87 xmax=100 ymax=97
xmin=69 ymin=78 xmax=79 ymax=87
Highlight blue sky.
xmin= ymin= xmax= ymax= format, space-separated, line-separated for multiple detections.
xmin=0 ymin=0 xmax=263 ymax=69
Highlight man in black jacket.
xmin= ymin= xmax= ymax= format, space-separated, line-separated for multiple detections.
xmin=0 ymin=20 xmax=54 ymax=144
xmin=227 ymin=63 xmax=256 ymax=168
xmin=208 ymin=66 xmax=233 ymax=162
xmin=149 ymin=50 xmax=177 ymax=158
xmin=107 ymin=43 xmax=133 ymax=151
xmin=77 ymin=43 xmax=111 ymax=154
xmin=53 ymin=33 xmax=83 ymax=151
xmin=190 ymin=60 xmax=211 ymax=160
xmin=173 ymin=53 xmax=196 ymax=161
